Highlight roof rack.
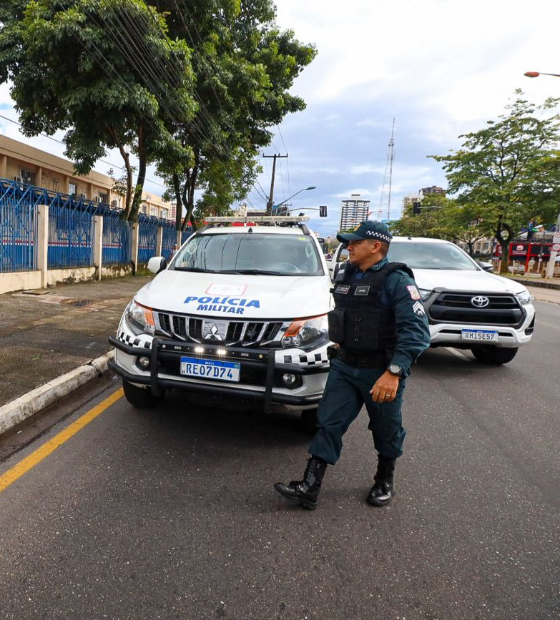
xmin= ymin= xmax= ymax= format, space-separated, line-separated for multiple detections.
xmin=200 ymin=215 xmax=311 ymax=235
xmin=205 ymin=216 xmax=310 ymax=224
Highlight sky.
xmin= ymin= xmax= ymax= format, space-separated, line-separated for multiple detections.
xmin=1 ymin=0 xmax=558 ymax=237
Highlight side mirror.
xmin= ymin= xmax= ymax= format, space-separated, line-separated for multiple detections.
xmin=477 ymin=261 xmax=493 ymax=273
xmin=148 ymin=256 xmax=167 ymax=274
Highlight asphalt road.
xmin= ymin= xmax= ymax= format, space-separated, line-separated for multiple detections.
xmin=0 ymin=300 xmax=559 ymax=620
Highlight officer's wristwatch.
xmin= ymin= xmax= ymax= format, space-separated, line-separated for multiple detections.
xmin=386 ymin=364 xmax=404 ymax=377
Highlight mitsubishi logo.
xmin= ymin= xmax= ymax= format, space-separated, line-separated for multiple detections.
xmin=471 ymin=295 xmax=490 ymax=308
xmin=204 ymin=324 xmax=224 ymax=341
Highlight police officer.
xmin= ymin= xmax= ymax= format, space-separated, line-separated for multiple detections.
xmin=274 ymin=221 xmax=431 ymax=509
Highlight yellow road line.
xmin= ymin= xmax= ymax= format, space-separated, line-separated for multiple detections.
xmin=0 ymin=388 xmax=123 ymax=495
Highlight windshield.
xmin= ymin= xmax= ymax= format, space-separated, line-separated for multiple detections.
xmin=172 ymin=233 xmax=324 ymax=276
xmin=388 ymin=241 xmax=479 ymax=271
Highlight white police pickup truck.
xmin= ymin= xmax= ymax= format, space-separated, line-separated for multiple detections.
xmin=109 ymin=216 xmax=333 ymax=429
xmin=330 ymin=236 xmax=535 ymax=365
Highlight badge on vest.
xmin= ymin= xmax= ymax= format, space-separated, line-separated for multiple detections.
xmin=335 ymin=285 xmax=350 ymax=294
xmin=354 ymin=285 xmax=370 ymax=296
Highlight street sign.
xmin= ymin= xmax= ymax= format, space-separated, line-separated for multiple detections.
xmin=553 ymin=231 xmax=560 ymax=244
xmin=552 ymin=243 xmax=560 ymax=252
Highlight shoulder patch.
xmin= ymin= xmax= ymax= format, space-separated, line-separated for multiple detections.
xmin=407 ymin=285 xmax=421 ymax=300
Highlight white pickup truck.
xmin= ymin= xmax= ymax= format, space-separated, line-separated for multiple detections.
xmin=330 ymin=236 xmax=535 ymax=364
xmin=109 ymin=216 xmax=333 ymax=430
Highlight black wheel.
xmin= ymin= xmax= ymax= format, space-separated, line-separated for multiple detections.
xmin=122 ymin=379 xmax=164 ymax=408
xmin=300 ymin=407 xmax=319 ymax=434
xmin=471 ymin=346 xmax=518 ymax=365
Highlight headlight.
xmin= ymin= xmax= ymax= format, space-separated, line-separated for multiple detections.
xmin=282 ymin=314 xmax=329 ymax=351
xmin=125 ymin=300 xmax=155 ymax=335
xmin=515 ymin=290 xmax=533 ymax=306
xmin=418 ymin=288 xmax=433 ymax=301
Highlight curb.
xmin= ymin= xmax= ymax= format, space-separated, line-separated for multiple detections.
xmin=511 ymin=278 xmax=560 ymax=291
xmin=0 ymin=350 xmax=115 ymax=436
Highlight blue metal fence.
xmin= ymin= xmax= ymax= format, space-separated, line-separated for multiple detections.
xmin=137 ymin=216 xmax=159 ymax=263
xmin=102 ymin=212 xmax=132 ymax=266
xmin=181 ymin=229 xmax=192 ymax=246
xmin=162 ymin=224 xmax=177 ymax=259
xmin=0 ymin=196 xmax=38 ymax=272
xmin=0 ymin=177 xmax=178 ymax=273
xmin=48 ymin=203 xmax=94 ymax=268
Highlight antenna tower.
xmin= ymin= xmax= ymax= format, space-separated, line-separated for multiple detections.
xmin=378 ymin=118 xmax=396 ymax=220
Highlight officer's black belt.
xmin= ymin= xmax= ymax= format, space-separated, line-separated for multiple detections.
xmin=336 ymin=348 xmax=388 ymax=368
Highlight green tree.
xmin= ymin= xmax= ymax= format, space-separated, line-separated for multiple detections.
xmin=0 ymin=0 xmax=196 ymax=221
xmin=431 ymin=92 xmax=560 ymax=273
xmin=392 ymin=194 xmax=487 ymax=256
xmin=391 ymin=194 xmax=448 ymax=238
xmin=151 ymin=0 xmax=317 ymax=231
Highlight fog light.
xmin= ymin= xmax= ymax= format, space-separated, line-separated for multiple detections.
xmin=283 ymin=373 xmax=297 ymax=386
xmin=217 ymin=348 xmax=227 ymax=356
xmin=138 ymin=356 xmax=150 ymax=369
xmin=194 ymin=346 xmax=204 ymax=354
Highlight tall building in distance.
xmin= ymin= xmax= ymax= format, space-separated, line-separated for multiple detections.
xmin=339 ymin=194 xmax=370 ymax=231
xmin=419 ymin=186 xmax=445 ymax=198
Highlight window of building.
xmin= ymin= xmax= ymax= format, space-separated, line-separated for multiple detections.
xmin=69 ymin=183 xmax=77 ymax=196
xmin=20 ymin=169 xmax=35 ymax=185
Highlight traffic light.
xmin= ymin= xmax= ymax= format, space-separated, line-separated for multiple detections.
xmin=319 ymin=205 xmax=328 ymax=217
xmin=413 ymin=202 xmax=421 ymax=215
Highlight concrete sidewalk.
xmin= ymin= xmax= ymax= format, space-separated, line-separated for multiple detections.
xmin=0 ymin=275 xmax=152 ymax=433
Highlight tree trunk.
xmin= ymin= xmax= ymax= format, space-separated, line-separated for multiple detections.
xmin=129 ymin=128 xmax=147 ymax=223
xmin=173 ymin=173 xmax=183 ymax=232
xmin=111 ymin=131 xmax=133 ymax=220
xmin=496 ymin=225 xmax=514 ymax=274
xmin=181 ymin=154 xmax=199 ymax=231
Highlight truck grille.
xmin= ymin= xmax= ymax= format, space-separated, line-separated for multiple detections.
xmin=428 ymin=292 xmax=524 ymax=327
xmin=154 ymin=311 xmax=284 ymax=347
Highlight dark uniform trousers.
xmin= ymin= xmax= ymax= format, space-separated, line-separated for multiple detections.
xmin=308 ymin=358 xmax=406 ymax=465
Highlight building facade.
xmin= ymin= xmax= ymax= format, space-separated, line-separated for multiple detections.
xmin=419 ymin=186 xmax=445 ymax=198
xmin=0 ymin=135 xmax=173 ymax=220
xmin=339 ymin=194 xmax=370 ymax=231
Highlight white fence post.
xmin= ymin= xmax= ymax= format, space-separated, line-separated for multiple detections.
xmin=37 ymin=204 xmax=49 ymax=289
xmin=93 ymin=215 xmax=103 ymax=281
xmin=132 ymin=223 xmax=139 ymax=274
xmin=156 ymin=226 xmax=164 ymax=256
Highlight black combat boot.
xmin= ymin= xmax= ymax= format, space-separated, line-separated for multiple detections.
xmin=367 ymin=455 xmax=396 ymax=507
xmin=274 ymin=457 xmax=328 ymax=510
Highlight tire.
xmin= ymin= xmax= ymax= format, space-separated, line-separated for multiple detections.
xmin=122 ymin=379 xmax=164 ymax=409
xmin=300 ymin=407 xmax=319 ymax=434
xmin=471 ymin=346 xmax=518 ymax=365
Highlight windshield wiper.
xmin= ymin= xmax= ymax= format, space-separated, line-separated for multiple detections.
xmin=173 ymin=267 xmax=217 ymax=273
xmin=219 ymin=269 xmax=293 ymax=276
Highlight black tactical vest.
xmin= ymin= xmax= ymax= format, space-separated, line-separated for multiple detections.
xmin=328 ymin=261 xmax=414 ymax=355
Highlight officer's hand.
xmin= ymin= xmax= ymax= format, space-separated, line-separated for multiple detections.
xmin=370 ymin=372 xmax=400 ymax=403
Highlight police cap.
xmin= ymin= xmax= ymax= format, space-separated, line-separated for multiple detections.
xmin=336 ymin=220 xmax=393 ymax=244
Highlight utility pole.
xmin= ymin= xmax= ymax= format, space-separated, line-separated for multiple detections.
xmin=263 ymin=153 xmax=288 ymax=215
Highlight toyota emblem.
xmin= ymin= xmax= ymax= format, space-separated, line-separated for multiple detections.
xmin=471 ymin=295 xmax=490 ymax=308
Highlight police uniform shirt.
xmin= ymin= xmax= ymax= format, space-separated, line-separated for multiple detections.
xmin=349 ymin=256 xmax=431 ymax=375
